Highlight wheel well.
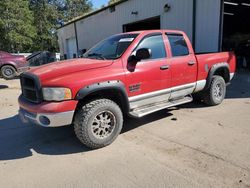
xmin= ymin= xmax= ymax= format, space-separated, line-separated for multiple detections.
xmin=213 ymin=67 xmax=230 ymax=83
xmin=76 ymin=89 xmax=129 ymax=115
xmin=0 ymin=64 xmax=17 ymax=74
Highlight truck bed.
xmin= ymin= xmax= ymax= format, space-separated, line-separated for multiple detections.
xmin=195 ymin=52 xmax=236 ymax=81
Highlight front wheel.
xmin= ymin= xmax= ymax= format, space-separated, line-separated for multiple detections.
xmin=74 ymin=99 xmax=123 ymax=149
xmin=203 ymin=75 xmax=226 ymax=106
xmin=1 ymin=65 xmax=17 ymax=80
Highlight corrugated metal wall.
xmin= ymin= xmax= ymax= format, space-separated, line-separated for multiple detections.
xmin=57 ymin=0 xmax=221 ymax=57
xmin=195 ymin=0 xmax=221 ymax=53
xmin=75 ymin=0 xmax=194 ymax=51
xmin=57 ymin=24 xmax=75 ymax=57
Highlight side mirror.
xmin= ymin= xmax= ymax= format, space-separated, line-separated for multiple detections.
xmin=135 ymin=48 xmax=151 ymax=61
xmin=127 ymin=48 xmax=151 ymax=72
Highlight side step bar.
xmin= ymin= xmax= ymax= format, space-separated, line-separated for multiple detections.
xmin=129 ymin=96 xmax=193 ymax=118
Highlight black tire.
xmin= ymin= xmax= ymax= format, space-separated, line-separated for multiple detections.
xmin=74 ymin=99 xmax=123 ymax=149
xmin=1 ymin=65 xmax=17 ymax=80
xmin=203 ymin=75 xmax=226 ymax=106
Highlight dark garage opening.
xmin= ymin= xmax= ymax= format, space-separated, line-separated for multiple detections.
xmin=123 ymin=16 xmax=161 ymax=32
xmin=222 ymin=0 xmax=250 ymax=69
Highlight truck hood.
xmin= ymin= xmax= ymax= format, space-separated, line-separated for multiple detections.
xmin=29 ymin=58 xmax=114 ymax=82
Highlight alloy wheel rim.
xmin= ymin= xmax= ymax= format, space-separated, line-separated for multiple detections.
xmin=213 ymin=83 xmax=223 ymax=100
xmin=91 ymin=111 xmax=116 ymax=139
xmin=4 ymin=68 xmax=13 ymax=76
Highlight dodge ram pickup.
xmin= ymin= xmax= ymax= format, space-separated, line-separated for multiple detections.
xmin=18 ymin=30 xmax=236 ymax=149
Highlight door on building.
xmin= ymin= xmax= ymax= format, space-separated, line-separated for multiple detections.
xmin=66 ymin=37 xmax=77 ymax=59
xmin=222 ymin=0 xmax=250 ymax=69
xmin=123 ymin=16 xmax=161 ymax=32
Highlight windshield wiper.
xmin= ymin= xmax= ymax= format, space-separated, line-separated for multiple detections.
xmin=86 ymin=53 xmax=106 ymax=60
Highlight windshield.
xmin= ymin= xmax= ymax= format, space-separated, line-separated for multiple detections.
xmin=83 ymin=34 xmax=139 ymax=60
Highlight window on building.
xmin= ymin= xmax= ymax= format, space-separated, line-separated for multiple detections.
xmin=135 ymin=34 xmax=166 ymax=59
xmin=167 ymin=34 xmax=189 ymax=57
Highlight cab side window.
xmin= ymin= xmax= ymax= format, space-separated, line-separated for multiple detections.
xmin=167 ymin=34 xmax=189 ymax=57
xmin=135 ymin=35 xmax=166 ymax=60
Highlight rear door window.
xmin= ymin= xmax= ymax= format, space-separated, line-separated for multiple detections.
xmin=166 ymin=34 xmax=189 ymax=57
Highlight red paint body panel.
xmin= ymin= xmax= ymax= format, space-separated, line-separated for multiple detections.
xmin=124 ymin=58 xmax=169 ymax=96
xmin=19 ymin=30 xmax=236 ymax=114
xmin=19 ymin=96 xmax=78 ymax=113
xmin=196 ymin=52 xmax=236 ymax=81
xmin=169 ymin=54 xmax=197 ymax=87
xmin=29 ymin=59 xmax=114 ymax=82
xmin=34 ymin=59 xmax=126 ymax=98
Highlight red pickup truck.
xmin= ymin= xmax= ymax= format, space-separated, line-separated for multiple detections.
xmin=19 ymin=30 xmax=236 ymax=149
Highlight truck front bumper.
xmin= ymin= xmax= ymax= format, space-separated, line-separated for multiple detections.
xmin=19 ymin=108 xmax=75 ymax=127
xmin=18 ymin=96 xmax=77 ymax=127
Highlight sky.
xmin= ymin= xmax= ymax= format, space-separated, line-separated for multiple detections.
xmin=92 ymin=0 xmax=109 ymax=9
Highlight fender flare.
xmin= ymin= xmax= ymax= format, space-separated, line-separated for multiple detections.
xmin=75 ymin=80 xmax=130 ymax=113
xmin=0 ymin=62 xmax=17 ymax=70
xmin=204 ymin=62 xmax=230 ymax=90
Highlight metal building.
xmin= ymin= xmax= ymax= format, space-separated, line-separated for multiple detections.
xmin=57 ymin=0 xmax=249 ymax=60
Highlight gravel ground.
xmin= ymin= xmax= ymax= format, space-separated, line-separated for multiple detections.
xmin=0 ymin=72 xmax=250 ymax=188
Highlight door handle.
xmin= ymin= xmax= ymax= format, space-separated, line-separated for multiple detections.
xmin=160 ymin=65 xmax=170 ymax=70
xmin=188 ymin=61 xmax=196 ymax=66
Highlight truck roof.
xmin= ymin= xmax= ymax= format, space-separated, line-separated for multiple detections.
xmin=124 ymin=29 xmax=185 ymax=35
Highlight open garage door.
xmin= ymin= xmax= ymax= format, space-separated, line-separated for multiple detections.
xmin=222 ymin=0 xmax=250 ymax=69
xmin=123 ymin=16 xmax=160 ymax=32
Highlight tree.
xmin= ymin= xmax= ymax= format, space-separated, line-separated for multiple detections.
xmin=0 ymin=0 xmax=36 ymax=52
xmin=29 ymin=0 xmax=93 ymax=51
xmin=29 ymin=0 xmax=59 ymax=51
xmin=63 ymin=0 xmax=93 ymax=22
xmin=108 ymin=0 xmax=120 ymax=5
xmin=0 ymin=0 xmax=93 ymax=53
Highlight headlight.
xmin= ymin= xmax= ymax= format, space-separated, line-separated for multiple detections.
xmin=42 ymin=87 xmax=72 ymax=101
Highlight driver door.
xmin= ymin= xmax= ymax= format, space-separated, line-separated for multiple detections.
xmin=124 ymin=34 xmax=171 ymax=109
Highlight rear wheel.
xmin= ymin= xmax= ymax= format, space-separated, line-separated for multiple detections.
xmin=1 ymin=65 xmax=17 ymax=80
xmin=203 ymin=75 xmax=226 ymax=106
xmin=74 ymin=99 xmax=123 ymax=149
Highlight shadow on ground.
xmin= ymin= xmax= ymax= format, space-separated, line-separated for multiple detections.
xmin=0 ymin=115 xmax=87 ymax=160
xmin=0 ymin=85 xmax=9 ymax=89
xmin=0 ymin=111 xmax=173 ymax=161
xmin=226 ymin=71 xmax=250 ymax=99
